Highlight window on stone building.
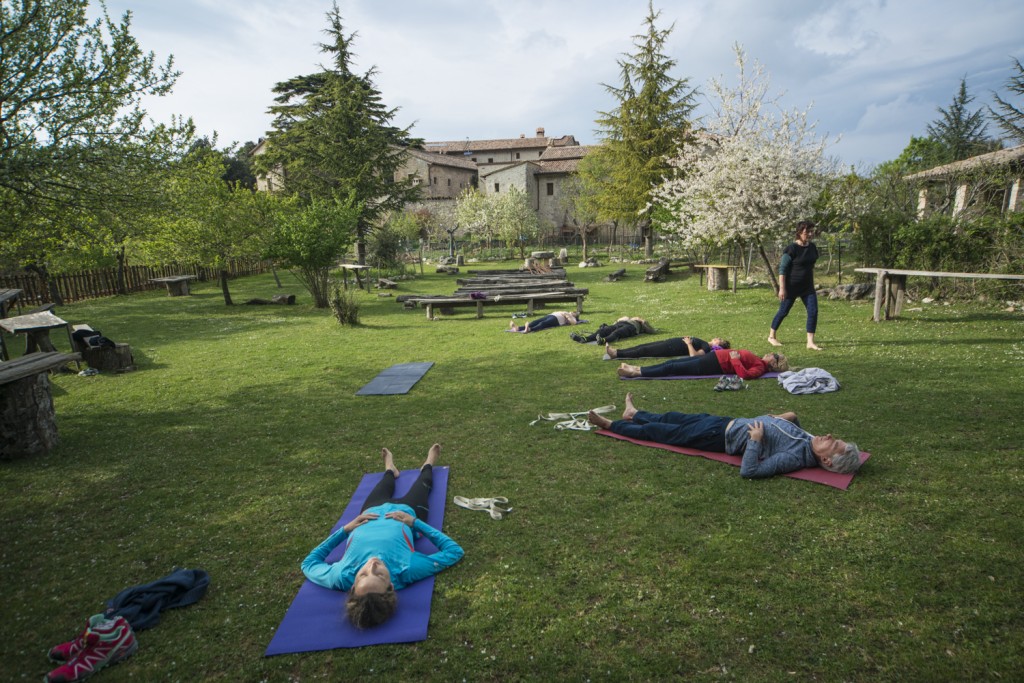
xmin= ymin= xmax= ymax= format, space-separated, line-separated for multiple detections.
xmin=494 ymin=182 xmax=500 ymax=192
xmin=472 ymin=157 xmax=477 ymax=162
xmin=432 ymin=176 xmax=437 ymax=185
xmin=516 ymin=152 xmax=520 ymax=159
xmin=447 ymin=178 xmax=451 ymax=186
xmin=488 ymin=158 xmax=494 ymax=163
xmin=546 ymin=182 xmax=554 ymax=196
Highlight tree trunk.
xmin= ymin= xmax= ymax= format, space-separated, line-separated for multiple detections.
xmin=757 ymin=239 xmax=779 ymax=295
xmin=581 ymin=224 xmax=589 ymax=261
xmin=25 ymin=264 xmax=64 ymax=306
xmin=220 ymin=269 xmax=234 ymax=305
xmin=271 ymin=265 xmax=283 ymax=288
xmin=640 ymin=219 xmax=653 ymax=258
xmin=116 ymin=245 xmax=128 ymax=295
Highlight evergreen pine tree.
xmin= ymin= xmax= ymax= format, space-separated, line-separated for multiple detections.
xmin=587 ymin=1 xmax=697 ymax=257
xmin=257 ymin=4 xmax=421 ymax=264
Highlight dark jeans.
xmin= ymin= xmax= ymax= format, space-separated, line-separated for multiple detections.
xmin=361 ymin=465 xmax=433 ymax=521
xmin=771 ymin=291 xmax=818 ymax=333
xmin=522 ymin=314 xmax=561 ymax=333
xmin=610 ymin=411 xmax=732 ymax=452
xmin=616 ymin=337 xmax=704 ymax=359
xmin=639 ymin=352 xmax=722 ymax=378
xmin=585 ymin=321 xmax=639 ymax=343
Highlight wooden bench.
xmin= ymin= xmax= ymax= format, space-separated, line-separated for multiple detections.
xmin=0 ymin=310 xmax=74 ymax=356
xmin=1 ymin=351 xmax=81 ymax=458
xmin=150 ymin=275 xmax=196 ymax=296
xmin=605 ymin=268 xmax=627 ymax=282
xmin=855 ymin=268 xmax=1024 ymax=321
xmin=645 ymin=258 xmax=672 ymax=282
xmin=405 ymin=292 xmax=586 ymax=319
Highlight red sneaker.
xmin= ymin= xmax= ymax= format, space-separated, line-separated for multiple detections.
xmin=45 ymin=615 xmax=137 ymax=683
xmin=47 ymin=615 xmax=94 ymax=662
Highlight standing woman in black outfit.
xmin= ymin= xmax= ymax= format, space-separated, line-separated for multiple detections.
xmin=768 ymin=221 xmax=823 ymax=351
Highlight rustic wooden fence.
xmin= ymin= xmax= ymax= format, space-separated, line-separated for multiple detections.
xmin=0 ymin=259 xmax=272 ymax=307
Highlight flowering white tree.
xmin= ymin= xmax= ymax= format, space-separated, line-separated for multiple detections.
xmin=492 ymin=187 xmax=540 ymax=259
xmin=454 ymin=188 xmax=494 ymax=244
xmin=652 ymin=45 xmax=837 ymax=290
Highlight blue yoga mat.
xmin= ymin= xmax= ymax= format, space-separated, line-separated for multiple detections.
xmin=265 ymin=466 xmax=450 ymax=655
xmin=356 ymin=362 xmax=434 ymax=395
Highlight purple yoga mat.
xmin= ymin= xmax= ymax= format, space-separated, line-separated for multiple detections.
xmin=620 ymin=372 xmax=781 ymax=380
xmin=595 ymin=430 xmax=868 ymax=490
xmin=265 ymin=466 xmax=450 ymax=655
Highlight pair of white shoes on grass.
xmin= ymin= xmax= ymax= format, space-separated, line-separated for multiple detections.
xmin=453 ymin=496 xmax=512 ymax=520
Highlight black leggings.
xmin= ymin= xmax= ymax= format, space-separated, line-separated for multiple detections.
xmin=360 ymin=465 xmax=433 ymax=520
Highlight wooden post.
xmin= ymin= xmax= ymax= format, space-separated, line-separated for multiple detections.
xmin=872 ymin=271 xmax=887 ymax=322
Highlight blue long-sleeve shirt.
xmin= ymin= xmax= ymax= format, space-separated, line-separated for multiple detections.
xmin=301 ymin=502 xmax=464 ymax=591
xmin=725 ymin=416 xmax=818 ymax=478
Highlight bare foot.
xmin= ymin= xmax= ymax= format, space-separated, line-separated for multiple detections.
xmin=617 ymin=363 xmax=641 ymax=378
xmin=587 ymin=410 xmax=612 ymax=429
xmin=382 ymin=448 xmax=399 ymax=478
xmin=605 ymin=343 xmax=617 ymax=359
xmin=768 ymin=336 xmax=783 ymax=347
xmin=509 ymin=319 xmax=517 ymax=331
xmin=422 ymin=443 xmax=440 ymax=469
xmin=807 ymin=342 xmax=822 ymax=351
xmin=623 ymin=392 xmax=638 ymax=420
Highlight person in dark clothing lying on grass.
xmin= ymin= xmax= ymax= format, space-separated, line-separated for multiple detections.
xmin=616 ymin=348 xmax=787 ymax=380
xmin=301 ymin=444 xmax=464 ymax=629
xmin=587 ymin=393 xmax=862 ymax=479
xmin=570 ymin=316 xmax=655 ymax=344
xmin=606 ymin=335 xmax=729 ymax=359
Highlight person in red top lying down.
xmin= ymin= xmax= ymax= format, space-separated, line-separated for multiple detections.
xmin=616 ymin=348 xmax=788 ymax=379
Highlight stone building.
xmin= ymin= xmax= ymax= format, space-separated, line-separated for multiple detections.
xmin=906 ymin=144 xmax=1024 ymax=218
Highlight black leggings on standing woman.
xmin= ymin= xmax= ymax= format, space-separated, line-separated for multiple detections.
xmin=360 ymin=465 xmax=433 ymax=520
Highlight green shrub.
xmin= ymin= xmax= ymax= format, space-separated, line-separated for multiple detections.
xmin=329 ymin=282 xmax=360 ymax=325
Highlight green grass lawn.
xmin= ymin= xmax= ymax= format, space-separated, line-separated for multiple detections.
xmin=2 ymin=261 xmax=1023 ymax=681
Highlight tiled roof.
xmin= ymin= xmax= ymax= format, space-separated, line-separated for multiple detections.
xmin=537 ymin=159 xmax=583 ymax=174
xmin=539 ymin=145 xmax=596 ymax=161
xmin=425 ymin=134 xmax=580 ymax=154
xmin=403 ymin=146 xmax=478 ymax=171
xmin=905 ymin=144 xmax=1024 ymax=180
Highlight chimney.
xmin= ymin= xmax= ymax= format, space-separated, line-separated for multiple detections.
xmin=536 ymin=127 xmax=545 ymax=137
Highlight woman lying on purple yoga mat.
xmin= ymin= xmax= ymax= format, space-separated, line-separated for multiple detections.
xmin=301 ymin=444 xmax=464 ymax=629
xmin=616 ymin=348 xmax=788 ymax=379
xmin=587 ymin=393 xmax=862 ymax=479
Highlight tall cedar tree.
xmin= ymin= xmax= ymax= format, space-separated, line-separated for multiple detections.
xmin=989 ymin=57 xmax=1024 ymax=145
xmin=926 ymin=78 xmax=996 ymax=163
xmin=259 ymin=5 xmax=421 ymax=264
xmin=590 ymin=1 xmax=696 ymax=257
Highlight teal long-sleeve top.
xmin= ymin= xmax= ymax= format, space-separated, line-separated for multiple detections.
xmin=301 ymin=502 xmax=464 ymax=591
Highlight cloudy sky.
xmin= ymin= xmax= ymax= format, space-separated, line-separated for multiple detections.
xmin=94 ymin=0 xmax=1023 ymax=171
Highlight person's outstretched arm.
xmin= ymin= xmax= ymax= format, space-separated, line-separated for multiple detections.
xmin=403 ymin=517 xmax=465 ymax=583
xmin=300 ymin=513 xmax=379 ymax=590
